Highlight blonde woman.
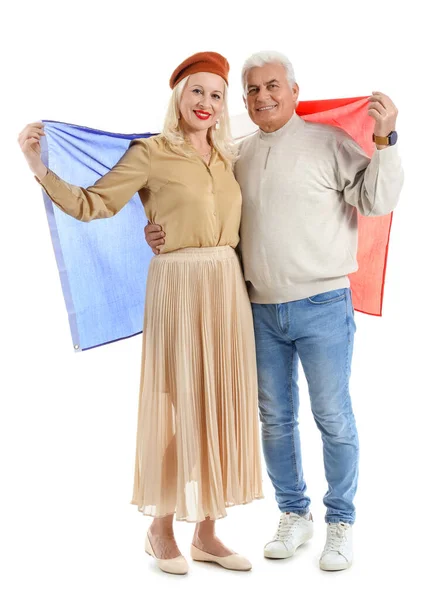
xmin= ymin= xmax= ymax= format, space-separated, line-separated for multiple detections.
xmin=18 ymin=52 xmax=263 ymax=575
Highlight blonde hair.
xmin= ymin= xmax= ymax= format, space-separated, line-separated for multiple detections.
xmin=162 ymin=76 xmax=237 ymax=167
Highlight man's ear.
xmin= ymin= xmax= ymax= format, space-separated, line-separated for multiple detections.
xmin=243 ymin=94 xmax=247 ymax=109
xmin=292 ymin=83 xmax=300 ymax=105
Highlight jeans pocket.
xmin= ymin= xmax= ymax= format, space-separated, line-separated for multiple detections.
xmin=308 ymin=288 xmax=347 ymax=305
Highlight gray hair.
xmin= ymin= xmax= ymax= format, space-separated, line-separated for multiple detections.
xmin=241 ymin=51 xmax=297 ymax=92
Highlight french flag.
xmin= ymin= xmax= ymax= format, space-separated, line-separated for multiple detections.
xmin=40 ymin=96 xmax=392 ymax=351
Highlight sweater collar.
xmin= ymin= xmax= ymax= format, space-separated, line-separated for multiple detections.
xmin=258 ymin=112 xmax=303 ymax=144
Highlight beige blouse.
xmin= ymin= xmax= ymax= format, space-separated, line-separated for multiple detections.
xmin=36 ymin=134 xmax=242 ymax=253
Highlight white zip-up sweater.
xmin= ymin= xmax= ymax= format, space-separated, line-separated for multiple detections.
xmin=234 ymin=112 xmax=404 ymax=304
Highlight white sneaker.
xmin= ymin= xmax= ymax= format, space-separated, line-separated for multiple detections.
xmin=264 ymin=512 xmax=314 ymax=559
xmin=319 ymin=522 xmax=353 ymax=571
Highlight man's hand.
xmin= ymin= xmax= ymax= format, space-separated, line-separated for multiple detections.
xmin=368 ymin=92 xmax=398 ymax=145
xmin=144 ymin=222 xmax=165 ymax=255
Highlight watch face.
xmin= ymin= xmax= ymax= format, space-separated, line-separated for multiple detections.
xmin=388 ymin=131 xmax=398 ymax=145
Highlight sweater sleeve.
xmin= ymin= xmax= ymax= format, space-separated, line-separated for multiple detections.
xmin=35 ymin=138 xmax=151 ymax=222
xmin=335 ymin=135 xmax=404 ymax=217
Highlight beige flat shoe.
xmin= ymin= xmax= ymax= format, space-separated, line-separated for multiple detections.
xmin=145 ymin=534 xmax=188 ymax=575
xmin=191 ymin=544 xmax=252 ymax=571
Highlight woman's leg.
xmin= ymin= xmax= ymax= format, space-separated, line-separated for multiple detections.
xmin=148 ymin=515 xmax=182 ymax=559
xmin=192 ymin=517 xmax=233 ymax=557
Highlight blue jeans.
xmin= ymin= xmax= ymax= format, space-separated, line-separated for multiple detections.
xmin=251 ymin=288 xmax=358 ymax=524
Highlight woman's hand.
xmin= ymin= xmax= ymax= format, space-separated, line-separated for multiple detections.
xmin=18 ymin=121 xmax=48 ymax=179
xmin=144 ymin=222 xmax=165 ymax=255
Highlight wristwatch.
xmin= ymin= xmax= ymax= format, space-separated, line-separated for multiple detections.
xmin=372 ymin=131 xmax=398 ymax=146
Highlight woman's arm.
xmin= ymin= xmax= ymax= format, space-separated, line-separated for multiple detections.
xmin=19 ymin=122 xmax=150 ymax=221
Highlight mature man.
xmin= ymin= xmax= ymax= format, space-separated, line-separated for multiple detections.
xmin=145 ymin=51 xmax=403 ymax=571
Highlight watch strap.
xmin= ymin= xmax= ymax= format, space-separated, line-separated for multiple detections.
xmin=372 ymin=131 xmax=397 ymax=146
xmin=372 ymin=133 xmax=390 ymax=145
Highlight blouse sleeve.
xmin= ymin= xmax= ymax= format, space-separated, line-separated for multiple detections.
xmin=35 ymin=138 xmax=151 ymax=222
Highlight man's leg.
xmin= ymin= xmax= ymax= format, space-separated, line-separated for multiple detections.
xmin=294 ymin=288 xmax=358 ymax=525
xmin=251 ymin=302 xmax=310 ymax=514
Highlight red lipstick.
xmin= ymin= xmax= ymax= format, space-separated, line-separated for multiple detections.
xmin=194 ymin=110 xmax=211 ymax=120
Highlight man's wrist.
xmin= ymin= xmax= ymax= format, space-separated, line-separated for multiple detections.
xmin=373 ymin=131 xmax=398 ymax=149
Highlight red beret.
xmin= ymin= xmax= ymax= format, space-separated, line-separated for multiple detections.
xmin=169 ymin=51 xmax=230 ymax=89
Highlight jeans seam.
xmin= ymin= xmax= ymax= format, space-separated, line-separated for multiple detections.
xmin=344 ymin=291 xmax=358 ymax=523
xmin=276 ymin=303 xmax=288 ymax=334
xmin=344 ymin=292 xmax=353 ymax=433
xmin=345 ymin=291 xmax=351 ymax=346
xmin=289 ymin=343 xmax=300 ymax=490
xmin=276 ymin=304 xmax=282 ymax=333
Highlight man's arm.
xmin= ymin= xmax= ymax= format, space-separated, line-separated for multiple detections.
xmin=338 ymin=92 xmax=404 ymax=217
xmin=144 ymin=222 xmax=165 ymax=254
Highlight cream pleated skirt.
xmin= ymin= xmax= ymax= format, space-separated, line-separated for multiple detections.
xmin=131 ymin=246 xmax=263 ymax=522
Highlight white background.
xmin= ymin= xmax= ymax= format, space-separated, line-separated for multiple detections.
xmin=2 ymin=1 xmax=427 ymax=598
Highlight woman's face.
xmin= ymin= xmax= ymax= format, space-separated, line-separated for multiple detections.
xmin=179 ymin=72 xmax=225 ymax=134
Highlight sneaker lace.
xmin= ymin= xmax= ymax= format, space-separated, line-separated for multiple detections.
xmin=274 ymin=513 xmax=300 ymax=541
xmin=324 ymin=523 xmax=349 ymax=553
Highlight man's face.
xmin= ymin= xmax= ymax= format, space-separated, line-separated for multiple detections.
xmin=244 ymin=63 xmax=299 ymax=133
